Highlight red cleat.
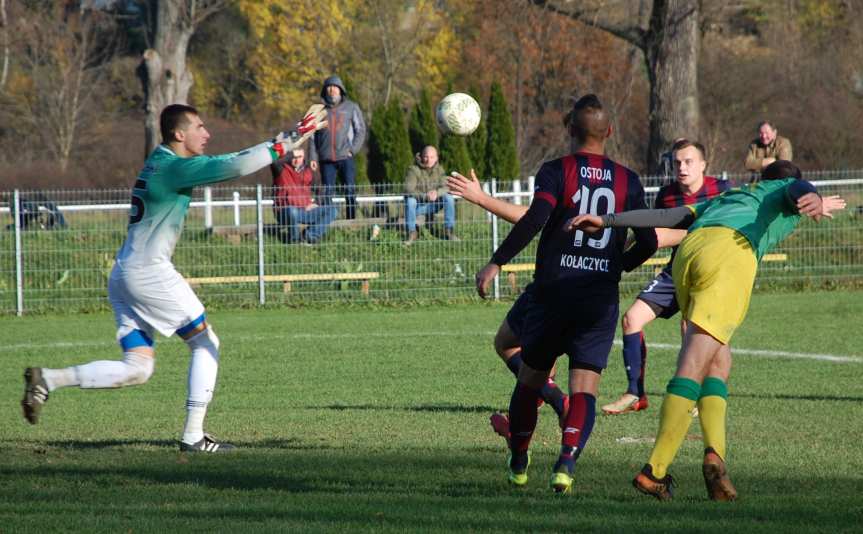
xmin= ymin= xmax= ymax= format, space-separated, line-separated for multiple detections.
xmin=489 ymin=412 xmax=511 ymax=446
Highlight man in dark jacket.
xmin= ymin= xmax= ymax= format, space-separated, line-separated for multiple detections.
xmin=309 ymin=75 xmax=366 ymax=219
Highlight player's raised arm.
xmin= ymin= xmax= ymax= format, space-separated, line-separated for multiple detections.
xmin=566 ymin=206 xmax=697 ymax=233
xmin=168 ymin=105 xmax=328 ymax=190
xmin=447 ymin=170 xmax=528 ymax=224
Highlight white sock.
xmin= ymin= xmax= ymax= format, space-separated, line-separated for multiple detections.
xmin=75 ymin=352 xmax=154 ymax=389
xmin=42 ymin=367 xmax=79 ymax=392
xmin=182 ymin=328 xmax=220 ymax=444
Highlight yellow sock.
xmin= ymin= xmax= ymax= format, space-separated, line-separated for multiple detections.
xmin=698 ymin=377 xmax=729 ymax=460
xmin=648 ymin=377 xmax=700 ymax=478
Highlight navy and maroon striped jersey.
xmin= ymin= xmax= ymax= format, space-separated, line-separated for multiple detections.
xmin=654 ymin=176 xmax=729 ymax=209
xmin=654 ymin=176 xmax=730 ymax=272
xmin=492 ymin=151 xmax=654 ymax=297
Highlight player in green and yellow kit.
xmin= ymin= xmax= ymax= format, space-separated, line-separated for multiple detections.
xmin=566 ymin=160 xmax=846 ymax=501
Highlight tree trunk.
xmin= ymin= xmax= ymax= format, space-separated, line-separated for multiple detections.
xmin=644 ymin=0 xmax=700 ymax=173
xmin=139 ymin=1 xmax=195 ymax=157
xmin=528 ymin=0 xmax=701 ymax=174
xmin=0 ymin=0 xmax=8 ymax=90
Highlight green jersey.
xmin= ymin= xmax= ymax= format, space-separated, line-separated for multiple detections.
xmin=689 ymin=178 xmax=802 ymax=261
xmin=116 ymin=143 xmax=275 ymax=267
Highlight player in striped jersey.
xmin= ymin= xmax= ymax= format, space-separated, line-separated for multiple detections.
xmin=603 ymin=140 xmax=731 ymax=415
xmin=475 ymin=94 xmax=658 ymax=493
xmin=20 ymin=104 xmax=326 ymax=453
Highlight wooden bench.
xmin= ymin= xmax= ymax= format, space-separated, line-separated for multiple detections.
xmin=185 ymin=272 xmax=380 ymax=295
xmin=500 ymin=253 xmax=788 ymax=292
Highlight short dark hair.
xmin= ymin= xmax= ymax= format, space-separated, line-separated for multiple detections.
xmin=761 ymin=160 xmax=801 ymax=181
xmin=160 ymin=104 xmax=198 ymax=144
xmin=672 ymin=139 xmax=707 ymax=162
xmin=568 ymin=94 xmax=609 ymax=142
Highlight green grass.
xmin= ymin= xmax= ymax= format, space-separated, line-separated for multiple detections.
xmin=1 ymin=291 xmax=862 ymax=532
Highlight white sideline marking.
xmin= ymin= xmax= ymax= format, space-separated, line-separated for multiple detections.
xmin=613 ymin=340 xmax=863 ymax=363
xmin=2 ymin=331 xmax=861 ymax=363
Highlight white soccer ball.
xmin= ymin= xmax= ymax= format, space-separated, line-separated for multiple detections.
xmin=436 ymin=93 xmax=481 ymax=136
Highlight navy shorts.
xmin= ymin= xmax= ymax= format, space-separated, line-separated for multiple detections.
xmin=505 ymin=283 xmax=535 ymax=339
xmin=519 ymin=292 xmax=619 ymax=373
xmin=637 ymin=269 xmax=679 ymax=319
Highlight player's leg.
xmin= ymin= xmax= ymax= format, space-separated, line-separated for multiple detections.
xmin=634 ymin=322 xmax=722 ymax=499
xmin=698 ymin=345 xmax=737 ymax=501
xmin=551 ymin=366 xmax=601 ymax=493
xmin=177 ymin=315 xmax=233 ymax=452
xmin=604 ymin=298 xmax=656 ymax=414
xmin=21 ymin=272 xmax=157 ymax=424
xmin=550 ymin=299 xmax=616 ymax=493
xmin=506 ymin=362 xmax=550 ymax=486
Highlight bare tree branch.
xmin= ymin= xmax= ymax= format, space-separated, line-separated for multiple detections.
xmin=528 ymin=0 xmax=647 ymax=49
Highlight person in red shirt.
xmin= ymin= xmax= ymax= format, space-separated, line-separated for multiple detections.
xmin=271 ymin=148 xmax=337 ymax=244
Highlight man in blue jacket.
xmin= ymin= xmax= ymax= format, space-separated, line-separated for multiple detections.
xmin=309 ymin=75 xmax=367 ymax=220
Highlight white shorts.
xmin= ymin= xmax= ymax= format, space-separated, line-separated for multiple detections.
xmin=108 ymin=261 xmax=205 ymax=341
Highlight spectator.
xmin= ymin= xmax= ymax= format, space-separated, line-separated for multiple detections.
xmin=745 ymin=121 xmax=793 ymax=172
xmin=309 ymin=75 xmax=366 ymax=220
xmin=6 ymin=191 xmax=67 ymax=230
xmin=403 ymin=145 xmax=459 ymax=245
xmin=271 ymin=148 xmax=337 ymax=244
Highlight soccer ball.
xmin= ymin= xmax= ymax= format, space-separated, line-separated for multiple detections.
xmin=436 ymin=93 xmax=481 ymax=136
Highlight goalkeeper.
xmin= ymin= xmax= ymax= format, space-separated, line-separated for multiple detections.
xmin=566 ymin=160 xmax=845 ymax=501
xmin=20 ymin=103 xmax=326 ymax=453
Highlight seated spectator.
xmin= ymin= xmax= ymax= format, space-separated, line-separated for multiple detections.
xmin=271 ymin=148 xmax=337 ymax=244
xmin=745 ymin=121 xmax=793 ymax=172
xmin=403 ymin=145 xmax=459 ymax=245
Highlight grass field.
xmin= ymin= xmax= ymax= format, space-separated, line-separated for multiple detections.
xmin=1 ymin=291 xmax=862 ymax=532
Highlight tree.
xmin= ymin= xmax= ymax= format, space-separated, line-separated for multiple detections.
xmin=408 ymin=88 xmax=438 ymax=154
xmin=485 ymin=82 xmax=519 ymax=181
xmin=0 ymin=2 xmax=117 ymax=172
xmin=367 ymin=99 xmax=412 ymax=184
xmin=139 ymin=0 xmax=227 ymax=156
xmin=0 ymin=0 xmax=8 ymax=91
xmin=465 ymin=84 xmax=487 ymax=178
xmin=438 ymin=133 xmax=472 ymax=177
xmin=529 ymin=0 xmax=700 ymax=173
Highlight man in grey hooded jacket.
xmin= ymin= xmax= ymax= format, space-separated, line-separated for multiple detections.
xmin=309 ymin=75 xmax=367 ymax=219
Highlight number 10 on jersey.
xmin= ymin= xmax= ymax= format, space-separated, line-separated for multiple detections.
xmin=571 ymin=185 xmax=615 ymax=249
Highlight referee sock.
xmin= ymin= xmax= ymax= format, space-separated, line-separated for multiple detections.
xmin=555 ymin=393 xmax=596 ymax=473
xmin=508 ymin=382 xmax=540 ymax=454
xmin=647 ymin=377 xmax=700 ymax=479
xmin=698 ymin=376 xmax=729 ymax=460
xmin=622 ymin=332 xmax=645 ymax=396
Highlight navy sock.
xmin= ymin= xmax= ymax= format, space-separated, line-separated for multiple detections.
xmin=505 ymin=353 xmax=523 ymax=378
xmin=509 ymin=381 xmax=540 ymax=454
xmin=622 ymin=333 xmax=644 ymax=396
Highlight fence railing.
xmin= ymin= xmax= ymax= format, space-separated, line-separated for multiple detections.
xmin=2 ymin=171 xmax=862 ymax=315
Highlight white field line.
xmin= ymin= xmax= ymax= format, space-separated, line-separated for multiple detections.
xmin=1 ymin=331 xmax=861 ymax=363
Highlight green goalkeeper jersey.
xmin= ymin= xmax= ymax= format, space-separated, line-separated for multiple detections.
xmin=688 ymin=178 xmax=802 ymax=261
xmin=116 ymin=143 xmax=275 ymax=267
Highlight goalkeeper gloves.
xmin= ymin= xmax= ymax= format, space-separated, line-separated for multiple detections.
xmin=269 ymin=104 xmax=328 ymax=159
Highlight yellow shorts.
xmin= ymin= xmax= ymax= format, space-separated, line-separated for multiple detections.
xmin=672 ymin=226 xmax=757 ymax=344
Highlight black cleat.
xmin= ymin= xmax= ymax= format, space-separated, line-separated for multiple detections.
xmin=179 ymin=433 xmax=236 ymax=453
xmin=21 ymin=367 xmax=49 ymax=425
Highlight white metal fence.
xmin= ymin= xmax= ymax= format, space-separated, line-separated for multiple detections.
xmin=2 ymin=171 xmax=862 ymax=315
